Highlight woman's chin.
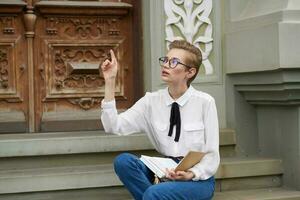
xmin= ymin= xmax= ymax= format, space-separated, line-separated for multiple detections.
xmin=161 ymin=76 xmax=171 ymax=83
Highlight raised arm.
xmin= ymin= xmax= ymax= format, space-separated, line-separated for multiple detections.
xmin=100 ymin=50 xmax=147 ymax=135
xmin=100 ymin=49 xmax=118 ymax=102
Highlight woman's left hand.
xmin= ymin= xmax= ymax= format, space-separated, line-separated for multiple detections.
xmin=165 ymin=168 xmax=195 ymax=181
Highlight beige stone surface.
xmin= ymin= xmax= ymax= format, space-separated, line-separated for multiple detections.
xmin=213 ymin=188 xmax=300 ymax=200
xmin=0 ymin=187 xmax=300 ymax=200
xmin=0 ymin=157 xmax=283 ymax=194
xmin=0 ymin=129 xmax=236 ymax=157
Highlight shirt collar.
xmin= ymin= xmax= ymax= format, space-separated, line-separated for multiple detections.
xmin=164 ymin=85 xmax=195 ymax=107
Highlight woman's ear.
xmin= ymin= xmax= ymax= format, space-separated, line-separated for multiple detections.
xmin=187 ymin=68 xmax=197 ymax=78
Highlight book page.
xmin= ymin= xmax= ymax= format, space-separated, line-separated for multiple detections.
xmin=150 ymin=157 xmax=178 ymax=170
xmin=140 ymin=151 xmax=205 ymax=178
xmin=140 ymin=156 xmax=165 ymax=178
xmin=140 ymin=155 xmax=177 ymax=178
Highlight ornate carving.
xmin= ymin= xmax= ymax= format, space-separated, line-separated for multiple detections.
xmin=68 ymin=97 xmax=101 ymax=110
xmin=164 ymin=0 xmax=213 ymax=74
xmin=45 ymin=16 xmax=121 ymax=39
xmin=52 ymin=47 xmax=107 ymax=90
xmin=108 ymin=18 xmax=121 ymax=36
xmin=0 ymin=17 xmax=15 ymax=34
xmin=55 ymin=74 xmax=105 ymax=89
xmin=23 ymin=8 xmax=37 ymax=37
xmin=0 ymin=40 xmax=23 ymax=102
xmin=19 ymin=64 xmax=26 ymax=73
xmin=0 ymin=48 xmax=9 ymax=89
xmin=38 ymin=63 xmax=45 ymax=80
xmin=46 ymin=17 xmax=58 ymax=35
xmin=42 ymin=41 xmax=124 ymax=103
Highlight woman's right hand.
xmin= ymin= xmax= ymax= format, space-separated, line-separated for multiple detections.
xmin=100 ymin=49 xmax=118 ymax=80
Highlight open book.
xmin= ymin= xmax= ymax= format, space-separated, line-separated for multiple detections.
xmin=140 ymin=151 xmax=205 ymax=179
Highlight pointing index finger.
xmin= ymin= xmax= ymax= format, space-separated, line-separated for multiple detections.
xmin=110 ymin=49 xmax=116 ymax=63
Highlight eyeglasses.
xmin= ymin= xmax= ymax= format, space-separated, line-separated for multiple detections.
xmin=158 ymin=56 xmax=191 ymax=69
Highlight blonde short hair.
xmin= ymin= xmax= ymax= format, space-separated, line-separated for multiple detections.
xmin=169 ymin=40 xmax=202 ymax=85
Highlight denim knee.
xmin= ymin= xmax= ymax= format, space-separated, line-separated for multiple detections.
xmin=113 ymin=153 xmax=135 ymax=174
xmin=143 ymin=186 xmax=161 ymax=200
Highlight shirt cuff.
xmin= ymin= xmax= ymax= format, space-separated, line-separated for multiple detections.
xmin=188 ymin=167 xmax=205 ymax=181
xmin=101 ymin=99 xmax=116 ymax=109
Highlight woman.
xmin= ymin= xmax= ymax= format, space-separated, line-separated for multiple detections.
xmin=100 ymin=40 xmax=219 ymax=200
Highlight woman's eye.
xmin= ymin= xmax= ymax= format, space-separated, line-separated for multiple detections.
xmin=170 ymin=59 xmax=178 ymax=66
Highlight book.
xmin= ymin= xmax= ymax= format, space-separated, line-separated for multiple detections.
xmin=140 ymin=151 xmax=205 ymax=179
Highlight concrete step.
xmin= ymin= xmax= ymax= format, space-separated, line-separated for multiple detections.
xmin=0 ymin=150 xmax=159 ymax=171
xmin=215 ymin=157 xmax=283 ymax=192
xmin=1 ymin=187 xmax=300 ymax=200
xmin=0 ymin=187 xmax=132 ymax=200
xmin=0 ymin=129 xmax=236 ymax=158
xmin=0 ymin=151 xmax=157 ymax=171
xmin=0 ymin=111 xmax=26 ymax=133
xmin=0 ymin=157 xmax=283 ymax=194
xmin=214 ymin=187 xmax=300 ymax=200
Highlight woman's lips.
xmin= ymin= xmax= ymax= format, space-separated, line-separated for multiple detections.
xmin=162 ymin=70 xmax=169 ymax=76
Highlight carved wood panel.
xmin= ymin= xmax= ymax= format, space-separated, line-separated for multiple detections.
xmin=0 ymin=1 xmax=141 ymax=133
xmin=33 ymin=0 xmax=139 ymax=131
xmin=43 ymin=41 xmax=125 ymax=104
xmin=0 ymin=5 xmax=28 ymax=133
xmin=0 ymin=17 xmax=25 ymax=102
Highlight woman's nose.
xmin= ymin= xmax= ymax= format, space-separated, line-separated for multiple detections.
xmin=161 ymin=61 xmax=170 ymax=69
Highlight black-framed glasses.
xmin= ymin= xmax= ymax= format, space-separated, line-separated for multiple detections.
xmin=158 ymin=56 xmax=191 ymax=69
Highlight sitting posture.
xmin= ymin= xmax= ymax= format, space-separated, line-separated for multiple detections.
xmin=100 ymin=40 xmax=219 ymax=200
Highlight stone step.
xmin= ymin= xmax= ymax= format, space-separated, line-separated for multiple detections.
xmin=215 ymin=157 xmax=283 ymax=192
xmin=0 ymin=187 xmax=132 ymax=200
xmin=0 ymin=129 xmax=236 ymax=158
xmin=0 ymin=157 xmax=283 ymax=194
xmin=214 ymin=187 xmax=300 ymax=200
xmin=1 ymin=187 xmax=300 ymax=200
xmin=0 ymin=111 xmax=26 ymax=133
xmin=0 ymin=151 xmax=157 ymax=171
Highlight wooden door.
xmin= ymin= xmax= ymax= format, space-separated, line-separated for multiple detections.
xmin=0 ymin=2 xmax=28 ymax=133
xmin=0 ymin=0 xmax=142 ymax=133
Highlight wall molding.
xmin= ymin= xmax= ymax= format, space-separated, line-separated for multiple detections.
xmin=231 ymin=69 xmax=300 ymax=105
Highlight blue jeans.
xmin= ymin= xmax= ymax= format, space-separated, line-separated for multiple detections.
xmin=114 ymin=153 xmax=215 ymax=200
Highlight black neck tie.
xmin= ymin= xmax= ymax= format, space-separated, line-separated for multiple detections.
xmin=168 ymin=102 xmax=181 ymax=142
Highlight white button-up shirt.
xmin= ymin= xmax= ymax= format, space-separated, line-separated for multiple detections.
xmin=101 ymin=85 xmax=220 ymax=181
